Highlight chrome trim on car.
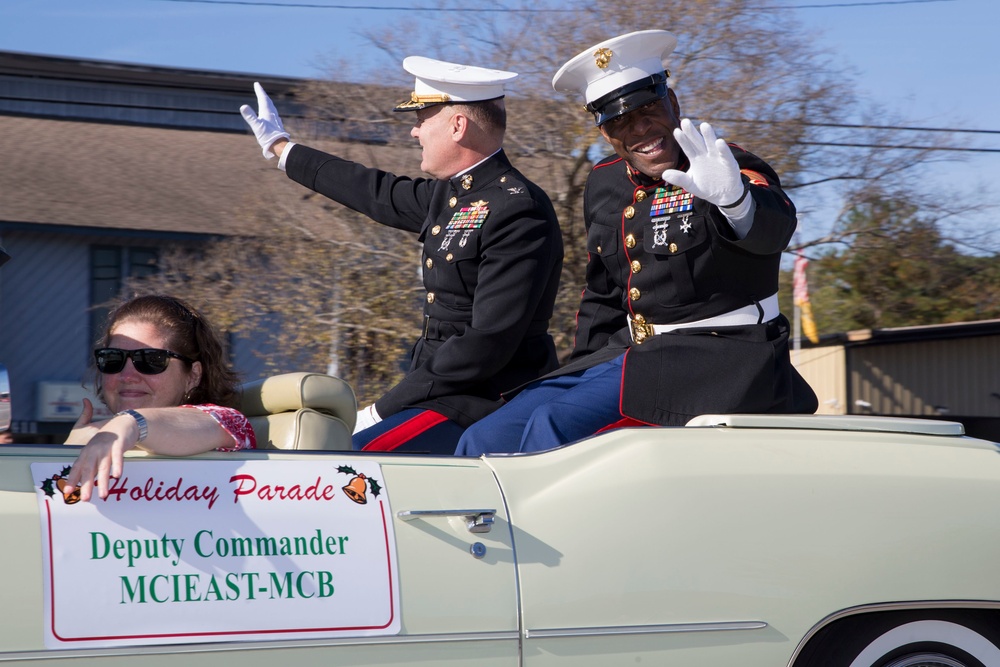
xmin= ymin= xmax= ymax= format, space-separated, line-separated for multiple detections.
xmin=785 ymin=600 xmax=1000 ymax=667
xmin=397 ymin=508 xmax=497 ymax=533
xmin=525 ymin=620 xmax=768 ymax=639
xmin=485 ymin=464 xmax=526 ymax=667
xmin=0 ymin=631 xmax=522 ymax=661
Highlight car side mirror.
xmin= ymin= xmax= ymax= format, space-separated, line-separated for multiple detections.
xmin=0 ymin=365 xmax=10 ymax=434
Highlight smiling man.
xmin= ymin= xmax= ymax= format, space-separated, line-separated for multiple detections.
xmin=241 ymin=57 xmax=563 ymax=454
xmin=457 ymin=30 xmax=817 ymax=456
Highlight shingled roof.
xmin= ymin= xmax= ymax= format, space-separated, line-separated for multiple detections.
xmin=0 ymin=50 xmax=567 ymax=245
xmin=0 ymin=50 xmax=424 ymax=239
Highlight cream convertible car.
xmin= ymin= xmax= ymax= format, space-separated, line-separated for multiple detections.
xmin=2 ymin=373 xmax=1000 ymax=667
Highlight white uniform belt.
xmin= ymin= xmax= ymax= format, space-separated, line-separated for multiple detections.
xmin=629 ymin=293 xmax=779 ymax=343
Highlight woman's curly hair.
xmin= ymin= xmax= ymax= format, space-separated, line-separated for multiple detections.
xmin=94 ymin=294 xmax=241 ymax=408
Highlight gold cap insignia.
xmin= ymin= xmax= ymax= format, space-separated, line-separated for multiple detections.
xmin=394 ymin=91 xmax=452 ymax=111
xmin=594 ymin=47 xmax=613 ymax=69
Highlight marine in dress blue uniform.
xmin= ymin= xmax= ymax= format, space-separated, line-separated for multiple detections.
xmin=457 ymin=30 xmax=817 ymax=456
xmin=241 ymin=58 xmax=563 ymax=454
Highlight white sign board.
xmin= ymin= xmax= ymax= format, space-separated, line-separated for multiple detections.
xmin=36 ymin=382 xmax=112 ymax=421
xmin=31 ymin=460 xmax=400 ymax=648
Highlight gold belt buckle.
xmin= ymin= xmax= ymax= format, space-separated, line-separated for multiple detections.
xmin=630 ymin=314 xmax=652 ymax=344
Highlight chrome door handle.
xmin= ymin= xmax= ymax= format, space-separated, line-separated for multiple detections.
xmin=397 ymin=509 xmax=497 ymax=534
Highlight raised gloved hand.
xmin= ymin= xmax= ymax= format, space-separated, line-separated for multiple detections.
xmin=239 ymin=82 xmax=291 ymax=159
xmin=662 ymin=118 xmax=746 ymax=209
xmin=353 ymin=403 xmax=382 ymax=434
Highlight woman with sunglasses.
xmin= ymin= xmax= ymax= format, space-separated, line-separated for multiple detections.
xmin=63 ymin=294 xmax=255 ymax=502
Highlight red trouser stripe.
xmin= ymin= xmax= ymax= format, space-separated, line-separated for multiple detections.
xmin=361 ymin=410 xmax=449 ymax=452
xmin=596 ymin=417 xmax=647 ymax=434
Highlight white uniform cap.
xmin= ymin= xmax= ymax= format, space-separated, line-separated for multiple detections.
xmin=394 ymin=56 xmax=518 ymax=112
xmin=552 ymin=30 xmax=677 ymax=125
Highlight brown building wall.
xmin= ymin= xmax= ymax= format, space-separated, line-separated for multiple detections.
xmin=848 ymin=335 xmax=1000 ymax=419
xmin=793 ymin=346 xmax=847 ymax=415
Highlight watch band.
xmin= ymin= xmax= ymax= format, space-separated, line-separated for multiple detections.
xmin=117 ymin=409 xmax=148 ymax=442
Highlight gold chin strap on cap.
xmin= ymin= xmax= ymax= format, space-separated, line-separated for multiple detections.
xmin=395 ymin=91 xmax=452 ymax=110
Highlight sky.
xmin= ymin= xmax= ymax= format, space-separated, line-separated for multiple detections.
xmin=2 ymin=0 xmax=999 ymax=243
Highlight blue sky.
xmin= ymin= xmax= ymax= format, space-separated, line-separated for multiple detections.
xmin=3 ymin=0 xmax=998 ymax=243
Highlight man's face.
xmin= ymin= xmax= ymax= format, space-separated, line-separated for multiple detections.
xmin=410 ymin=105 xmax=459 ymax=179
xmin=598 ymin=91 xmax=682 ymax=179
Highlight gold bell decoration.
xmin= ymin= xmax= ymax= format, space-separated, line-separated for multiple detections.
xmin=55 ymin=476 xmax=82 ymax=505
xmin=338 ymin=465 xmax=382 ymax=505
xmin=343 ymin=473 xmax=368 ymax=504
xmin=37 ymin=470 xmax=83 ymax=505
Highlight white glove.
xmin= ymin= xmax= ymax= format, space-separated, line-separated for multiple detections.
xmin=662 ymin=118 xmax=746 ymax=210
xmin=353 ymin=403 xmax=382 ymax=434
xmin=239 ymin=82 xmax=291 ymax=159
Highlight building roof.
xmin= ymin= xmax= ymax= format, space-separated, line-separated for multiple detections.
xmin=839 ymin=319 xmax=1000 ymax=345
xmin=0 ymin=50 xmax=424 ymax=239
xmin=2 ymin=115 xmax=281 ymax=236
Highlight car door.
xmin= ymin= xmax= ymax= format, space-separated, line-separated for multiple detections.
xmin=0 ymin=447 xmax=519 ymax=666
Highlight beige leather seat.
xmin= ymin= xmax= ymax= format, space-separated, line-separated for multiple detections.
xmin=238 ymin=372 xmax=357 ymax=451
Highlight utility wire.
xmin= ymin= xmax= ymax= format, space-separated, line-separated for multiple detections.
xmin=149 ymin=0 xmax=956 ymax=9
xmin=6 ymin=92 xmax=999 ymax=150
xmin=776 ymin=0 xmax=954 ymax=7
xmin=150 ymin=0 xmax=577 ymax=10
xmin=798 ymin=141 xmax=1000 ymax=153
xmin=778 ymin=0 xmax=956 ymax=9
xmin=718 ymin=119 xmax=1000 ymax=136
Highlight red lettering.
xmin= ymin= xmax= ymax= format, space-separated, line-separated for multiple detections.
xmin=230 ymin=474 xmax=257 ymax=503
xmin=100 ymin=476 xmax=219 ymax=509
xmin=106 ymin=477 xmax=129 ymax=501
xmin=228 ymin=475 xmax=337 ymax=504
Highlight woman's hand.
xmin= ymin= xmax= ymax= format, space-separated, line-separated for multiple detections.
xmin=64 ymin=398 xmax=108 ymax=445
xmin=62 ymin=411 xmax=141 ymax=502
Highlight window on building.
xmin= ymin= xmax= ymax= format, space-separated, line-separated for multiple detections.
xmin=89 ymin=245 xmax=159 ymax=345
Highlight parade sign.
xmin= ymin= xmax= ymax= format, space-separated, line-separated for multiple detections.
xmin=31 ymin=460 xmax=399 ymax=648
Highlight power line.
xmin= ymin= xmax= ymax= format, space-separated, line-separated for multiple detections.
xmin=149 ymin=0 xmax=956 ymax=9
xmin=799 ymin=141 xmax=1000 ymax=153
xmin=717 ymin=118 xmax=1000 ymax=137
xmin=775 ymin=0 xmax=955 ymax=7
xmin=149 ymin=0 xmax=577 ymax=10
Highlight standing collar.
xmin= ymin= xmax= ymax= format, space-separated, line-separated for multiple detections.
xmin=448 ymin=149 xmax=511 ymax=191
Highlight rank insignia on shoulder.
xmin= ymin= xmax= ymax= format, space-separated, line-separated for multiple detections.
xmin=507 ymin=187 xmax=524 ymax=195
xmin=740 ymin=169 xmax=769 ymax=187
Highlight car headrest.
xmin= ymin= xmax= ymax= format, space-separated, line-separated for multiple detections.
xmin=238 ymin=372 xmax=358 ymax=451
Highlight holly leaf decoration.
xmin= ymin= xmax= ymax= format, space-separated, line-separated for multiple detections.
xmin=60 ymin=466 xmax=73 ymax=477
xmin=337 ymin=465 xmax=357 ymax=476
xmin=368 ymin=478 xmax=381 ymax=497
xmin=40 ymin=478 xmax=56 ymax=497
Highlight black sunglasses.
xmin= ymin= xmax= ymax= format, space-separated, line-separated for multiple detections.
xmin=94 ymin=348 xmax=195 ymax=375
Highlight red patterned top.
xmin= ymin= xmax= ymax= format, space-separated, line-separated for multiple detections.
xmin=186 ymin=404 xmax=256 ymax=451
